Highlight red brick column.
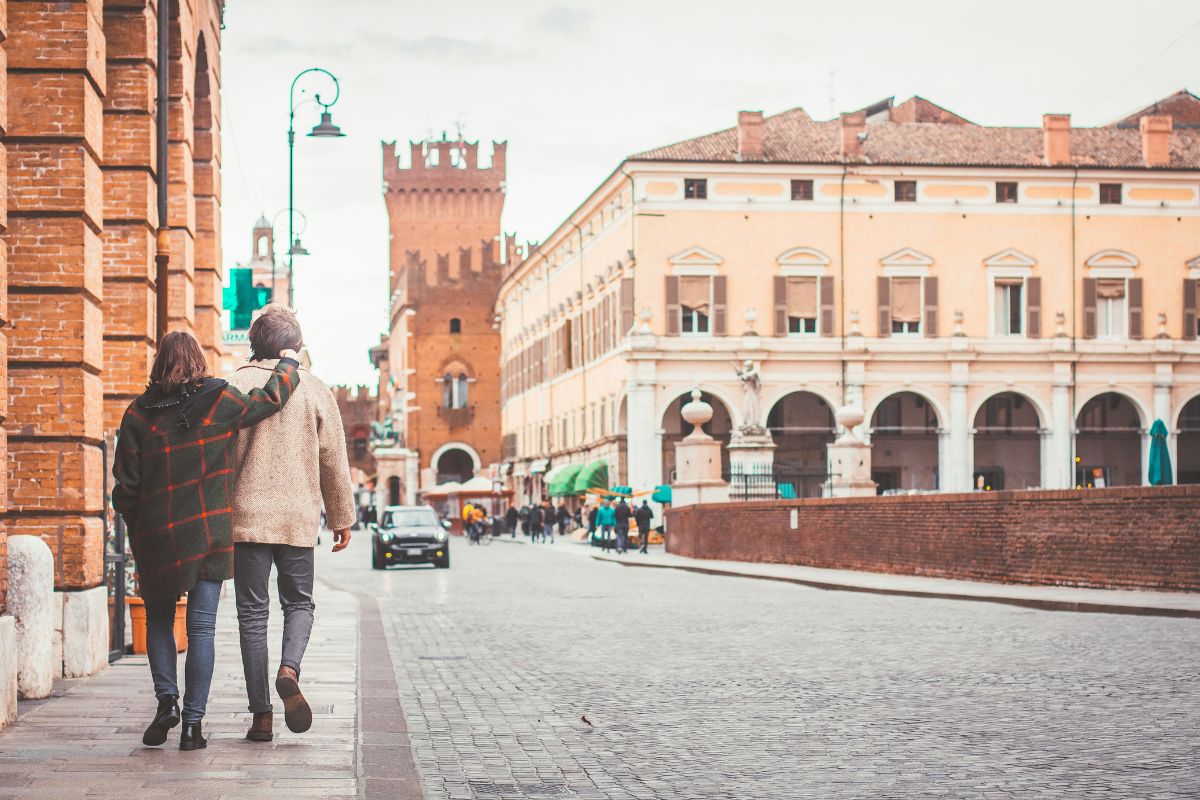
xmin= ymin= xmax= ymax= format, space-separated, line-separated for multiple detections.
xmin=0 ymin=0 xmax=10 ymax=613
xmin=191 ymin=31 xmax=221 ymax=367
xmin=5 ymin=0 xmax=106 ymax=590
xmin=101 ymin=0 xmax=157 ymax=431
xmin=164 ymin=0 xmax=194 ymax=335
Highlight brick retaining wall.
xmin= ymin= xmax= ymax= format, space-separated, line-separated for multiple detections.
xmin=664 ymin=486 xmax=1200 ymax=591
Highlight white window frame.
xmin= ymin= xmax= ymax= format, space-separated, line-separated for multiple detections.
xmin=779 ymin=265 xmax=824 ymax=339
xmin=986 ymin=267 xmax=1031 ymax=339
xmin=1089 ymin=266 xmax=1134 ymax=342
xmin=674 ymin=268 xmax=715 ymax=338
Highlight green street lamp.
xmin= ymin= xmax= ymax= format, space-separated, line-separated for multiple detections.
xmin=285 ymin=67 xmax=344 ymax=307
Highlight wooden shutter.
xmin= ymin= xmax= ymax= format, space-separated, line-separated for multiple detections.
xmin=620 ymin=277 xmax=634 ymax=335
xmin=1128 ymin=277 xmax=1143 ymax=339
xmin=1026 ymin=276 xmax=1041 ymax=338
xmin=773 ymin=276 xmax=787 ymax=335
xmin=665 ymin=276 xmax=680 ymax=335
xmin=923 ymin=276 xmax=938 ymax=337
xmin=712 ymin=275 xmax=727 ymax=335
xmin=819 ymin=276 xmax=834 ymax=336
xmin=1184 ymin=279 xmax=1198 ymax=340
xmin=877 ymin=277 xmax=891 ymax=337
xmin=1082 ymin=277 xmax=1097 ymax=339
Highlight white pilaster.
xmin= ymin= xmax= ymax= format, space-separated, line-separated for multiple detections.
xmin=947 ymin=383 xmax=970 ymax=492
xmin=1049 ymin=362 xmax=1074 ymax=489
xmin=625 ymin=354 xmax=662 ymax=510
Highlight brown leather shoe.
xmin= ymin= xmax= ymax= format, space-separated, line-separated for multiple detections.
xmin=274 ymin=666 xmax=312 ymax=733
xmin=246 ymin=711 xmax=273 ymax=742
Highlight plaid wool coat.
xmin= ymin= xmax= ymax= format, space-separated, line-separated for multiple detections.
xmin=112 ymin=358 xmax=300 ymax=602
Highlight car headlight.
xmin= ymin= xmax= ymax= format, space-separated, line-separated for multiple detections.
xmin=434 ymin=529 xmax=448 ymax=542
xmin=379 ymin=532 xmax=393 ymax=544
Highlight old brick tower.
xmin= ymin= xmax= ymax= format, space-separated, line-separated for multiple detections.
xmin=372 ymin=136 xmax=514 ymax=505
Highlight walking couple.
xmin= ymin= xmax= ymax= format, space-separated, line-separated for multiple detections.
xmin=112 ymin=306 xmax=356 ymax=751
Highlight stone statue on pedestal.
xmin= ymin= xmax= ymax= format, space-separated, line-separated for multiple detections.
xmin=734 ymin=359 xmax=763 ymax=434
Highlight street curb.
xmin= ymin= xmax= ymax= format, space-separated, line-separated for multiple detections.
xmin=590 ymin=556 xmax=1200 ymax=619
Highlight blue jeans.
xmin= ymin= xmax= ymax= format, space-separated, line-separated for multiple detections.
xmin=145 ymin=579 xmax=221 ymax=724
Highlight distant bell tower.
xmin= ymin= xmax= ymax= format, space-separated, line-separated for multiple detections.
xmin=252 ymin=213 xmax=274 ymax=265
xmin=374 ymin=135 xmax=517 ymax=507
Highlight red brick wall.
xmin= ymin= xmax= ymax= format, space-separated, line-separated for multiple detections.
xmin=0 ymin=0 xmax=8 ymax=613
xmin=665 ymin=487 xmax=1200 ymax=591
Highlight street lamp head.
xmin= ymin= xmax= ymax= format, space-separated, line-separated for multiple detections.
xmin=288 ymin=238 xmax=310 ymax=257
xmin=308 ymin=110 xmax=345 ymax=138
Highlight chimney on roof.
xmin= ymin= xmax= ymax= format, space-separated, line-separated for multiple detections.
xmin=840 ymin=111 xmax=866 ymax=159
xmin=1140 ymin=115 xmax=1172 ymax=167
xmin=1042 ymin=114 xmax=1071 ymax=166
xmin=737 ymin=110 xmax=764 ymax=161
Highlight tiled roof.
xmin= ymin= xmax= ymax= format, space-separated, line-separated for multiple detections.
xmin=1107 ymin=89 xmax=1200 ymax=128
xmin=630 ymin=94 xmax=1200 ymax=170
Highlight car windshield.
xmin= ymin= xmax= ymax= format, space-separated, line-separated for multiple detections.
xmin=381 ymin=509 xmax=440 ymax=529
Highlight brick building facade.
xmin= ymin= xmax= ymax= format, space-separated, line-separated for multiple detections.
xmin=0 ymin=0 xmax=226 ymax=704
xmin=333 ymin=384 xmax=376 ymax=483
xmin=369 ymin=137 xmax=515 ymax=506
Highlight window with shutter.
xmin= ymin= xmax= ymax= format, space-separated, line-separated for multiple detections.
xmin=785 ymin=277 xmax=818 ymax=335
xmin=923 ymin=277 xmax=938 ymax=337
xmin=665 ymin=276 xmax=680 ymax=335
xmin=877 ymin=276 xmax=891 ymax=337
xmin=993 ymin=278 xmax=1024 ymax=336
xmin=773 ymin=276 xmax=787 ymax=335
xmin=890 ymin=277 xmax=922 ymax=334
xmin=1082 ymin=278 xmax=1097 ymax=339
xmin=713 ymin=275 xmax=728 ymax=335
xmin=1096 ymin=278 xmax=1127 ymax=339
xmin=1026 ymin=276 xmax=1041 ymax=338
xmin=819 ymin=275 xmax=835 ymax=336
xmin=620 ymin=277 xmax=634 ymax=335
xmin=679 ymin=276 xmax=711 ymax=334
xmin=1128 ymin=278 xmax=1143 ymax=339
xmin=1184 ymin=279 xmax=1198 ymax=340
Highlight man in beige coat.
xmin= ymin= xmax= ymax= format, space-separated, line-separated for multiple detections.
xmin=227 ymin=306 xmax=356 ymax=741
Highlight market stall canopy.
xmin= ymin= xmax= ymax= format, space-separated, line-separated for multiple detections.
xmin=547 ymin=463 xmax=584 ymax=496
xmin=423 ymin=481 xmax=463 ymax=497
xmin=651 ymin=485 xmax=672 ymax=504
xmin=529 ymin=459 xmax=550 ymax=474
xmin=458 ymin=476 xmax=494 ymax=493
xmin=571 ymin=460 xmax=609 ymax=494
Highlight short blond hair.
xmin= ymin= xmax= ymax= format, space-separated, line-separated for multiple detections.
xmin=248 ymin=305 xmax=303 ymax=361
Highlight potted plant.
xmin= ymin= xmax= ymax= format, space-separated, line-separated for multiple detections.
xmin=106 ymin=517 xmax=186 ymax=655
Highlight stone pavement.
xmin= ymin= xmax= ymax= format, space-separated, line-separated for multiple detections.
xmin=322 ymin=535 xmax=1200 ymax=800
xmin=0 ymin=579 xmax=378 ymax=799
xmin=580 ymin=544 xmax=1200 ymax=617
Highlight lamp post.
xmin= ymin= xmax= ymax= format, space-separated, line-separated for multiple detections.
xmin=285 ymin=67 xmax=345 ymax=307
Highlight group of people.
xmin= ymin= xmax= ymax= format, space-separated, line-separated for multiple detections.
xmin=112 ymin=306 xmax=355 ymax=751
xmin=461 ymin=501 xmax=494 ymax=543
xmin=504 ymin=499 xmax=573 ymax=543
xmin=589 ymin=498 xmax=655 ymax=554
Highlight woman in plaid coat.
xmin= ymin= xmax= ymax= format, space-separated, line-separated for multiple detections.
xmin=112 ymin=331 xmax=300 ymax=751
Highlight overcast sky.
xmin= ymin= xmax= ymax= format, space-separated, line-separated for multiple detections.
xmin=220 ymin=0 xmax=1200 ymax=386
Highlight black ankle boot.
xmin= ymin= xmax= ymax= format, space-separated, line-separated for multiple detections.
xmin=179 ymin=721 xmax=207 ymax=751
xmin=142 ymin=695 xmax=180 ymax=746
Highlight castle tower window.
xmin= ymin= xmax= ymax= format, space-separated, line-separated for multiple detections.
xmin=449 ymin=317 xmax=462 ymax=334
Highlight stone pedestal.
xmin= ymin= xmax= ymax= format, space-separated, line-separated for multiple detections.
xmin=727 ymin=427 xmax=777 ymax=501
xmin=0 ymin=616 xmax=17 ymax=731
xmin=372 ymin=446 xmax=417 ymax=507
xmin=8 ymin=535 xmax=54 ymax=698
xmin=60 ymin=586 xmax=108 ymax=679
xmin=671 ymin=389 xmax=730 ymax=508
xmin=825 ymin=404 xmax=877 ymax=498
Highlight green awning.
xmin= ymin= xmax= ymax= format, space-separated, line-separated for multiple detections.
xmin=547 ymin=464 xmax=584 ymax=496
xmin=571 ymin=460 xmax=609 ymax=494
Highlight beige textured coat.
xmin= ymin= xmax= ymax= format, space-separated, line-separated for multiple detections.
xmin=226 ymin=359 xmax=356 ymax=546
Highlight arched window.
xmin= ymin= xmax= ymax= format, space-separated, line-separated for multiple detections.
xmin=442 ymin=372 xmax=453 ymax=408
xmin=449 ymin=318 xmax=462 ymax=334
xmin=455 ymin=373 xmax=469 ymax=408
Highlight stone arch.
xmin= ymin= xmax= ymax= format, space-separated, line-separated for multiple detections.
xmin=430 ymin=441 xmax=481 ymax=484
xmin=1075 ymin=390 xmax=1145 ymax=487
xmin=971 ymin=390 xmax=1045 ymax=491
xmin=764 ymin=391 xmax=837 ymax=468
xmin=659 ymin=390 xmax=734 ymax=484
xmin=867 ymin=390 xmax=942 ymax=492
xmin=864 ymin=387 xmax=946 ymax=432
xmin=656 ymin=384 xmax=741 ymax=431
xmin=1175 ymin=391 xmax=1200 ymax=484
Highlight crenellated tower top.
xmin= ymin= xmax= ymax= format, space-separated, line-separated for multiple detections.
xmin=382 ymin=136 xmax=506 ymax=192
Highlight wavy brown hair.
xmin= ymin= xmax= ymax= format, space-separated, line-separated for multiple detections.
xmin=149 ymin=331 xmax=209 ymax=393
xmin=249 ymin=305 xmax=303 ymax=361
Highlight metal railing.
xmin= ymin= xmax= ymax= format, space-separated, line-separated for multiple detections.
xmin=727 ymin=463 xmax=831 ymax=501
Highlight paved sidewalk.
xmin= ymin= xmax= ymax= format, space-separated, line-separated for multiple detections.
xmin=0 ymin=580 xmax=372 ymax=799
xmin=584 ymin=545 xmax=1200 ymax=617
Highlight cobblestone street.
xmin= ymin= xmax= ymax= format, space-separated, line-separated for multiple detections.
xmin=324 ymin=537 xmax=1200 ymax=800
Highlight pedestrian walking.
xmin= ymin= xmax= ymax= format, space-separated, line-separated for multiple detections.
xmin=520 ymin=505 xmax=531 ymax=537
xmin=614 ymin=498 xmax=632 ymax=554
xmin=596 ymin=500 xmax=617 ymax=552
xmin=587 ymin=505 xmax=598 ymax=545
xmin=635 ymin=500 xmax=654 ymax=554
xmin=542 ymin=499 xmax=556 ymax=543
xmin=112 ymin=331 xmax=301 ymax=751
xmin=505 ymin=505 xmax=519 ymax=537
xmin=529 ymin=502 xmax=544 ymax=543
xmin=557 ymin=503 xmax=571 ymax=539
xmin=225 ymin=306 xmax=355 ymax=743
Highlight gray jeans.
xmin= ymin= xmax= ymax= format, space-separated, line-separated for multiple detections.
xmin=234 ymin=543 xmax=316 ymax=713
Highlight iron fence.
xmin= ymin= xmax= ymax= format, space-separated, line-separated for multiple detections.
xmin=727 ymin=463 xmax=831 ymax=501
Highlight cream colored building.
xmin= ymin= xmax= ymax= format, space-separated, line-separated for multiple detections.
xmin=497 ymin=92 xmax=1200 ymax=505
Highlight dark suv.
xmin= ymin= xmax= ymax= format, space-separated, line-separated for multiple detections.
xmin=371 ymin=505 xmax=451 ymax=569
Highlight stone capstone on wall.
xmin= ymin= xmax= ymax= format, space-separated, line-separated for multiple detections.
xmin=0 ymin=617 xmax=17 ymax=731
xmin=7 ymin=535 xmax=54 ymax=699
